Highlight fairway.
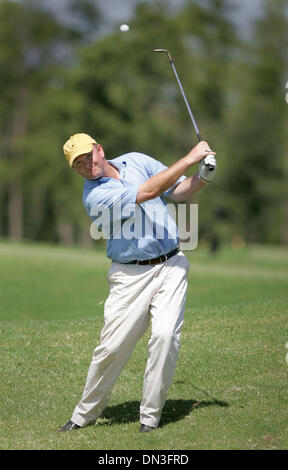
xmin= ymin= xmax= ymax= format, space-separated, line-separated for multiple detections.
xmin=0 ymin=241 xmax=287 ymax=450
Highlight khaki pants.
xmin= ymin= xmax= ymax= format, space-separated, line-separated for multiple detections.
xmin=71 ymin=251 xmax=189 ymax=428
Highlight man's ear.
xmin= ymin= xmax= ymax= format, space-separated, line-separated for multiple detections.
xmin=97 ymin=143 xmax=105 ymax=159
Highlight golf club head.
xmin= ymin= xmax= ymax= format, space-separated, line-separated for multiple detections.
xmin=153 ymin=49 xmax=173 ymax=61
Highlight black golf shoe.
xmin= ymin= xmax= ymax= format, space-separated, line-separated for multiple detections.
xmin=139 ymin=424 xmax=156 ymax=433
xmin=58 ymin=420 xmax=81 ymax=432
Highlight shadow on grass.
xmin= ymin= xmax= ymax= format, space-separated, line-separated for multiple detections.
xmin=101 ymin=398 xmax=229 ymax=427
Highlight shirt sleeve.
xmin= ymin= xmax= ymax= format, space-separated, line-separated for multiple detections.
xmin=84 ymin=184 xmax=138 ymax=220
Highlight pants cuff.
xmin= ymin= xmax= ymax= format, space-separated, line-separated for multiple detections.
xmin=71 ymin=414 xmax=93 ymax=428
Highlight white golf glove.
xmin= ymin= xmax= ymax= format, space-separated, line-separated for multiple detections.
xmin=198 ymin=154 xmax=217 ymax=182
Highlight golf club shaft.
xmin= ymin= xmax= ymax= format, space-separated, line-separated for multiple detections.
xmin=169 ymin=60 xmax=202 ymax=142
xmin=154 ymin=49 xmax=202 ymax=142
xmin=153 ymin=49 xmax=214 ymax=169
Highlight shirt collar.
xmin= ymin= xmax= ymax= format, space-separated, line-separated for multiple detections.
xmin=107 ymin=159 xmax=127 ymax=179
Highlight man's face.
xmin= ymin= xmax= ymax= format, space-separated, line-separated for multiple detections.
xmin=72 ymin=143 xmax=105 ymax=180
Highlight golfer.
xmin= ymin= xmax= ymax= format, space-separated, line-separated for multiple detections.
xmin=59 ymin=133 xmax=216 ymax=433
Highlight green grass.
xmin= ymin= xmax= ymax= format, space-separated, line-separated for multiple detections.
xmin=0 ymin=241 xmax=287 ymax=450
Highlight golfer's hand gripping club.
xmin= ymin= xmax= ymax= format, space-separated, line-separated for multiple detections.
xmin=153 ymin=49 xmax=217 ymax=181
xmin=198 ymin=154 xmax=216 ymax=182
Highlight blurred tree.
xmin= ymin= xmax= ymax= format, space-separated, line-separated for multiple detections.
xmin=175 ymin=0 xmax=240 ymax=248
xmin=0 ymin=0 xmax=63 ymax=239
xmin=223 ymin=0 xmax=288 ymax=243
xmin=0 ymin=0 xmax=101 ymax=243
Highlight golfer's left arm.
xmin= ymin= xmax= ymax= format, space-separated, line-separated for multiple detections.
xmin=168 ymin=173 xmax=207 ymax=202
xmin=168 ymin=155 xmax=217 ymax=202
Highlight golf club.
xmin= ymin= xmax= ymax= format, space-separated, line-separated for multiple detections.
xmin=153 ymin=49 xmax=214 ymax=170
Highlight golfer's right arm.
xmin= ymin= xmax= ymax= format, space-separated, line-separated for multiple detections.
xmin=136 ymin=141 xmax=215 ymax=204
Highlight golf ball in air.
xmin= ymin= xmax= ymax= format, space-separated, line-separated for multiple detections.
xmin=120 ymin=24 xmax=130 ymax=32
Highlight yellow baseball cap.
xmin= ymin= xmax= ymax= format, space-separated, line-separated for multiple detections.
xmin=63 ymin=133 xmax=97 ymax=167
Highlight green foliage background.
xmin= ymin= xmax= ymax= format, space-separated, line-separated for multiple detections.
xmin=0 ymin=0 xmax=287 ymax=246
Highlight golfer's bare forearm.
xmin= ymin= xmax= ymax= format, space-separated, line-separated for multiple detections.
xmin=136 ymin=162 xmax=188 ymax=203
xmin=168 ymin=173 xmax=207 ymax=202
xmin=136 ymin=153 xmax=197 ymax=204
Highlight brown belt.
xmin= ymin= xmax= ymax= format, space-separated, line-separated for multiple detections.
xmin=125 ymin=247 xmax=179 ymax=266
